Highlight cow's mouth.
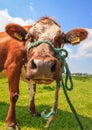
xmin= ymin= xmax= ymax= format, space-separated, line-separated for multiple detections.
xmin=33 ymin=79 xmax=53 ymax=84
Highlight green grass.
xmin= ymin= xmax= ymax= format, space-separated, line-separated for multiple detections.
xmin=0 ymin=76 xmax=92 ymax=130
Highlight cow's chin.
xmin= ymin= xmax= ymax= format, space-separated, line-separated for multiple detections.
xmin=33 ymin=79 xmax=53 ymax=84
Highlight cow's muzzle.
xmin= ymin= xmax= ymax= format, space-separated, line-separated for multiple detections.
xmin=26 ymin=58 xmax=61 ymax=84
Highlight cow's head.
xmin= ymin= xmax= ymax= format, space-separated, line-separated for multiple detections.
xmin=5 ymin=17 xmax=88 ymax=84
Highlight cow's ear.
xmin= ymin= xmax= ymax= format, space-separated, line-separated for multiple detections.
xmin=64 ymin=28 xmax=88 ymax=45
xmin=5 ymin=23 xmax=28 ymax=41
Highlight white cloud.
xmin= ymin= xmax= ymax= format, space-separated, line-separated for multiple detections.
xmin=67 ymin=28 xmax=92 ymax=59
xmin=0 ymin=9 xmax=34 ymax=31
xmin=64 ymin=46 xmax=73 ymax=57
xmin=29 ymin=2 xmax=34 ymax=12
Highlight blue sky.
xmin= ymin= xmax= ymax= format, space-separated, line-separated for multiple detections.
xmin=0 ymin=0 xmax=92 ymax=73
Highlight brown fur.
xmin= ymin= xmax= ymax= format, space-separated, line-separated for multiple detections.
xmin=0 ymin=17 xmax=88 ymax=129
xmin=0 ymin=26 xmax=31 ymax=128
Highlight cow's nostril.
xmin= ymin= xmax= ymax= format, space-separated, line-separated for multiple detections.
xmin=31 ymin=60 xmax=37 ymax=69
xmin=26 ymin=76 xmax=30 ymax=81
xmin=51 ymin=62 xmax=57 ymax=73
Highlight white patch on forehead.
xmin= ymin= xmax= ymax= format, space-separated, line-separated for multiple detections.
xmin=28 ymin=21 xmax=61 ymax=42
xmin=41 ymin=25 xmax=60 ymax=41
xmin=28 ymin=23 xmax=44 ymax=36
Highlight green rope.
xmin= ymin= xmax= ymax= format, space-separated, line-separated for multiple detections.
xmin=63 ymin=62 xmax=73 ymax=90
xmin=27 ymin=40 xmax=73 ymax=90
xmin=62 ymin=79 xmax=84 ymax=130
xmin=27 ymin=40 xmax=83 ymax=129
xmin=41 ymin=109 xmax=55 ymax=119
xmin=27 ymin=40 xmax=68 ymax=58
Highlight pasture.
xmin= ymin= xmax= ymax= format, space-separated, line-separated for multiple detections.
xmin=0 ymin=74 xmax=92 ymax=130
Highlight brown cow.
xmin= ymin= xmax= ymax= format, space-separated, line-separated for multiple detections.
xmin=0 ymin=17 xmax=88 ymax=129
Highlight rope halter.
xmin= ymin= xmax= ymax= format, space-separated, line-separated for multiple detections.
xmin=27 ymin=40 xmax=73 ymax=90
xmin=27 ymin=40 xmax=83 ymax=129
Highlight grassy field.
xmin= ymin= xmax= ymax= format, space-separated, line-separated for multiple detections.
xmin=0 ymin=75 xmax=92 ymax=130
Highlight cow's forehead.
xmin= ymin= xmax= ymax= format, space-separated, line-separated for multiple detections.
xmin=28 ymin=17 xmax=62 ymax=41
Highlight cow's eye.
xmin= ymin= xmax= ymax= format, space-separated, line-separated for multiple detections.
xmin=26 ymin=33 xmax=35 ymax=42
xmin=31 ymin=36 xmax=34 ymax=42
